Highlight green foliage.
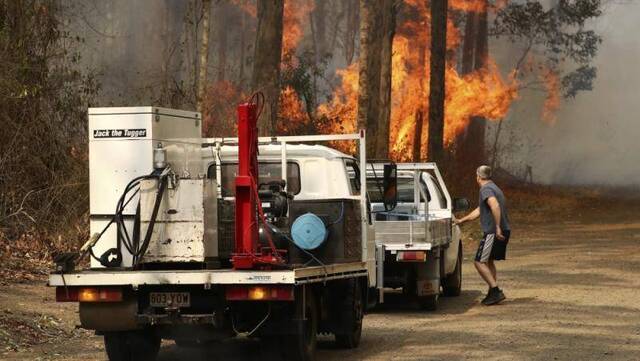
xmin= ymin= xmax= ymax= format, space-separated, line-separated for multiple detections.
xmin=492 ymin=0 xmax=602 ymax=98
xmin=280 ymin=49 xmax=329 ymax=117
xmin=561 ymin=65 xmax=596 ymax=98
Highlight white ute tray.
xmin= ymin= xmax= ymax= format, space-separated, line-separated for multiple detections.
xmin=48 ymin=262 xmax=367 ymax=287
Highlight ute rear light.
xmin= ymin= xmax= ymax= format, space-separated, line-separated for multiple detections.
xmin=396 ymin=251 xmax=427 ymax=262
xmin=56 ymin=287 xmax=123 ymax=303
xmin=226 ymin=285 xmax=294 ymax=301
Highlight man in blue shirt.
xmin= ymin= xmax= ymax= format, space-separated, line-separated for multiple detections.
xmin=455 ymin=165 xmax=510 ymax=305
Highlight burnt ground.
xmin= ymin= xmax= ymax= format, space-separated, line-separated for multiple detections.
xmin=1 ymin=187 xmax=639 ymax=361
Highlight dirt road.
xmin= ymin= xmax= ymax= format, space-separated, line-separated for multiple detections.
xmin=2 ymin=200 xmax=639 ymax=360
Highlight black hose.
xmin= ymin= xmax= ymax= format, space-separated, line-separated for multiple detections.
xmin=87 ymin=173 xmax=163 ymax=267
xmin=134 ymin=175 xmax=167 ymax=266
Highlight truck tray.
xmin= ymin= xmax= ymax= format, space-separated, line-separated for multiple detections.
xmin=48 ymin=262 xmax=368 ymax=287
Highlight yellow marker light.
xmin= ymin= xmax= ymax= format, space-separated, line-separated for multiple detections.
xmin=248 ymin=287 xmax=267 ymax=300
xmin=78 ymin=287 xmax=123 ymax=303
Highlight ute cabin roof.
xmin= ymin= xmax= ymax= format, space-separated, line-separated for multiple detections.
xmin=202 ymin=144 xmax=359 ymax=201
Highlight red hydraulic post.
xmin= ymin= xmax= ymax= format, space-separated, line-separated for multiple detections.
xmin=233 ymin=103 xmax=259 ymax=269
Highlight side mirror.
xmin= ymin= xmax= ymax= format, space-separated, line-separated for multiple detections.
xmin=453 ymin=197 xmax=470 ymax=212
xmin=383 ymin=164 xmax=398 ymax=211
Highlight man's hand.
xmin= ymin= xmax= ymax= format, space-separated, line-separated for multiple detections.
xmin=496 ymin=226 xmax=505 ymax=241
xmin=454 ymin=207 xmax=480 ymax=226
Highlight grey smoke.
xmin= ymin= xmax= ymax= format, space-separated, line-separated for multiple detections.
xmin=491 ymin=0 xmax=640 ymax=186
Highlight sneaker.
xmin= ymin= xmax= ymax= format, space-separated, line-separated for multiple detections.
xmin=482 ymin=288 xmax=506 ymax=305
xmin=480 ymin=289 xmax=492 ymax=304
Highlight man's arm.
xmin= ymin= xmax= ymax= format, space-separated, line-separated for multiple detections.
xmin=486 ymin=196 xmax=505 ymax=240
xmin=454 ymin=207 xmax=480 ymax=225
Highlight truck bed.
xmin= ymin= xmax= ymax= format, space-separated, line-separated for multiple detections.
xmin=48 ymin=262 xmax=368 ymax=287
xmin=374 ymin=216 xmax=452 ymax=250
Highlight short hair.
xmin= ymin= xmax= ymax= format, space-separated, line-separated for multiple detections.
xmin=476 ymin=165 xmax=492 ymax=180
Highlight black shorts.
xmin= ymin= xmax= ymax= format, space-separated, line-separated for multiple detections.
xmin=475 ymin=230 xmax=510 ymax=263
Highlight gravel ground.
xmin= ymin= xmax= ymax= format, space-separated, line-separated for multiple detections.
xmin=2 ymin=203 xmax=639 ymax=361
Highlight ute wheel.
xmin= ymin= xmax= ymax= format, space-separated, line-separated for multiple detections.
xmin=442 ymin=244 xmax=463 ymax=297
xmin=283 ymin=286 xmax=318 ymax=361
xmin=334 ymin=279 xmax=363 ymax=349
xmin=418 ymin=294 xmax=439 ymax=311
xmin=104 ymin=330 xmax=160 ymax=361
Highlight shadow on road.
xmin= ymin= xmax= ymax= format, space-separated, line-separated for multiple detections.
xmin=369 ymin=289 xmax=483 ymax=315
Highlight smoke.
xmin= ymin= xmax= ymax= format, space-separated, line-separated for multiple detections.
xmin=491 ymin=0 xmax=640 ymax=186
xmin=65 ymin=0 xmax=207 ymax=106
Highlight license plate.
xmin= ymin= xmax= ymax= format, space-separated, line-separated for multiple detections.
xmin=149 ymin=292 xmax=191 ymax=307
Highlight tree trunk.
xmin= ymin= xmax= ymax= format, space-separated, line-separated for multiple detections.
xmin=427 ymin=0 xmax=447 ymax=164
xmin=238 ymin=0 xmax=248 ymax=89
xmin=356 ymin=0 xmax=384 ymax=157
xmin=196 ymin=0 xmax=212 ymax=112
xmin=343 ymin=0 xmax=359 ymax=65
xmin=252 ymin=0 xmax=284 ymax=135
xmin=461 ymin=11 xmax=477 ymax=75
xmin=412 ymin=110 xmax=424 ymax=162
xmin=412 ymin=41 xmax=428 ymax=161
xmin=377 ymin=0 xmax=397 ymax=159
xmin=217 ymin=2 xmax=228 ymax=82
xmin=313 ymin=0 xmax=327 ymax=56
xmin=453 ymin=11 xmax=477 ymax=167
xmin=466 ymin=0 xmax=488 ymax=164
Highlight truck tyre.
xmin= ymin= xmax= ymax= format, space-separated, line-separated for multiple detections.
xmin=284 ymin=287 xmax=318 ymax=361
xmin=418 ymin=294 xmax=439 ymax=311
xmin=104 ymin=330 xmax=160 ymax=361
xmin=334 ymin=279 xmax=363 ymax=349
xmin=442 ymin=244 xmax=463 ymax=297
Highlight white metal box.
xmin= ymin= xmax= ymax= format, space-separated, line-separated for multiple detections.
xmin=88 ymin=107 xmax=201 ymax=268
xmin=139 ymin=178 xmax=218 ymax=263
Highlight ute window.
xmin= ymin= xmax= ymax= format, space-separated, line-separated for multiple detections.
xmin=344 ymin=159 xmax=361 ymax=195
xmin=367 ymin=177 xmax=429 ymax=203
xmin=426 ymin=174 xmax=447 ymax=209
xmin=208 ymin=162 xmax=301 ymax=197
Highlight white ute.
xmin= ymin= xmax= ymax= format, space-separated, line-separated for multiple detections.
xmin=368 ymin=163 xmax=470 ymax=310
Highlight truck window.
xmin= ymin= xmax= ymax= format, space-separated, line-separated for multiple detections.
xmin=208 ymin=162 xmax=301 ymax=197
xmin=367 ymin=177 xmax=429 ymax=203
xmin=425 ymin=174 xmax=446 ymax=209
xmin=344 ymin=160 xmax=361 ymax=195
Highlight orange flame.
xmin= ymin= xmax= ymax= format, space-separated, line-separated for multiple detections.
xmin=317 ymin=2 xmax=518 ymax=160
xmin=541 ymin=66 xmax=561 ymax=124
xmin=202 ymin=80 xmax=246 ymax=137
xmin=283 ymin=0 xmax=314 ymax=55
xmin=278 ymin=85 xmax=310 ymax=134
xmin=450 ymin=0 xmax=487 ymax=12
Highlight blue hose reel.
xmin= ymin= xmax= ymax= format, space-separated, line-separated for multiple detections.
xmin=291 ymin=213 xmax=328 ymax=250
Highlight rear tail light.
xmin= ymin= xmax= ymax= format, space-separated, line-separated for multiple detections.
xmin=396 ymin=251 xmax=427 ymax=262
xmin=226 ymin=285 xmax=294 ymax=301
xmin=56 ymin=287 xmax=123 ymax=303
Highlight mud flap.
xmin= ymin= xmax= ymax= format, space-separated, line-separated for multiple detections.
xmin=80 ymin=298 xmax=139 ymax=332
xmin=415 ymin=250 xmax=440 ymax=296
